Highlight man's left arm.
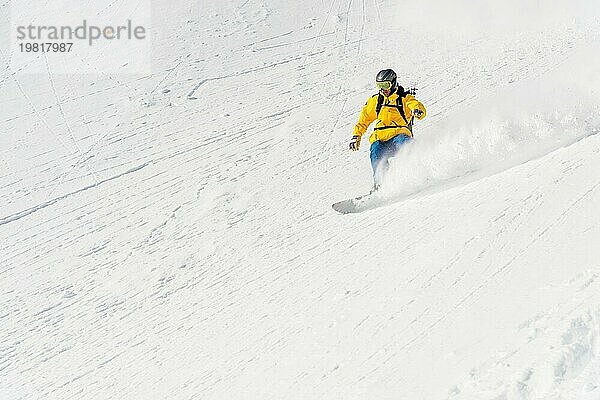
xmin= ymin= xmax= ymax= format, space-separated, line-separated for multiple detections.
xmin=406 ymin=96 xmax=426 ymax=119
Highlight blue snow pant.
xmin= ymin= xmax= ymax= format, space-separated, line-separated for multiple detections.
xmin=369 ymin=134 xmax=412 ymax=187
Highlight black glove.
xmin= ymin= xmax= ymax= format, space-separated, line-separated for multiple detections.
xmin=413 ymin=109 xmax=424 ymax=118
xmin=349 ymin=135 xmax=361 ymax=151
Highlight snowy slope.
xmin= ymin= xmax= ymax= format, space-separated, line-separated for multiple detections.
xmin=1 ymin=0 xmax=600 ymax=399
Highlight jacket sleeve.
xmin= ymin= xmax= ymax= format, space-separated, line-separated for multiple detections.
xmin=352 ymin=96 xmax=377 ymax=137
xmin=405 ymin=95 xmax=426 ymax=120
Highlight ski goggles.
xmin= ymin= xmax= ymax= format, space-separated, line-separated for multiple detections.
xmin=376 ymin=80 xmax=393 ymax=90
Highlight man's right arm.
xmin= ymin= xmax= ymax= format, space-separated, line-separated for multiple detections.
xmin=352 ymin=96 xmax=377 ymax=137
xmin=349 ymin=96 xmax=377 ymax=151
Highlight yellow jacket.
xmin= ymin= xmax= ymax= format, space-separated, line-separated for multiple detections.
xmin=353 ymin=88 xmax=426 ymax=144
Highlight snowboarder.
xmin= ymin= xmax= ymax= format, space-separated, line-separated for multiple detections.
xmin=349 ymin=69 xmax=426 ymax=191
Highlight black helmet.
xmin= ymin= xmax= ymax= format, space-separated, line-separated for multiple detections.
xmin=376 ymin=69 xmax=397 ymax=91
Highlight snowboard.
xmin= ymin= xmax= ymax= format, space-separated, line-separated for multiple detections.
xmin=332 ymin=192 xmax=384 ymax=214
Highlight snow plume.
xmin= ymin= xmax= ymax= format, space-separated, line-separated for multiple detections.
xmin=383 ymin=48 xmax=600 ymax=198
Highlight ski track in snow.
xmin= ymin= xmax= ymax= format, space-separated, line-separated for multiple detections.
xmin=1 ymin=0 xmax=600 ymax=399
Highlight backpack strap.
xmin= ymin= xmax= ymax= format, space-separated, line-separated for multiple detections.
xmin=384 ymin=87 xmax=410 ymax=125
xmin=375 ymin=93 xmax=384 ymax=116
xmin=396 ymin=89 xmax=409 ymax=125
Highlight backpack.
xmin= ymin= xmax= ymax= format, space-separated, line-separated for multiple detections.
xmin=375 ymin=86 xmax=417 ymax=133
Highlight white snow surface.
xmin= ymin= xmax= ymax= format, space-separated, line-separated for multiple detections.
xmin=1 ymin=0 xmax=600 ymax=399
